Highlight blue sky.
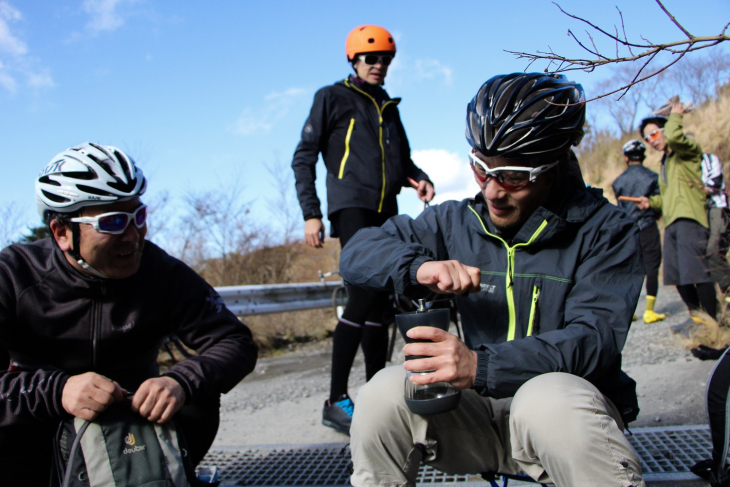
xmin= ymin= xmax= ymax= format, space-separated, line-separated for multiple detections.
xmin=1 ymin=0 xmax=728 ymax=244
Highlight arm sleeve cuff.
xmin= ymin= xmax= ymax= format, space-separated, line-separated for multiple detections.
xmin=303 ymin=212 xmax=323 ymax=222
xmin=471 ymin=351 xmax=490 ymax=395
xmin=54 ymin=373 xmax=71 ymax=418
xmin=408 ymin=256 xmax=434 ymax=290
xmin=163 ymin=371 xmax=194 ymax=405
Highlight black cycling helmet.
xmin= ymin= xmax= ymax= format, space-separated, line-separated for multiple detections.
xmin=465 ymin=73 xmax=586 ymax=159
xmin=638 ymin=115 xmax=667 ymax=137
xmin=622 ymin=139 xmax=646 ymax=161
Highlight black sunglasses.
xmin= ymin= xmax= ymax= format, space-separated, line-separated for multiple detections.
xmin=357 ymin=54 xmax=393 ymax=66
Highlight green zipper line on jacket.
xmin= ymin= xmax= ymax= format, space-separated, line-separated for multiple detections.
xmin=468 ymin=205 xmax=548 ymax=341
xmin=481 ymin=270 xmax=572 ymax=283
xmin=526 ymin=285 xmax=540 ymax=337
xmin=338 ymin=118 xmax=356 ymax=179
xmin=345 ymin=78 xmax=397 ymax=212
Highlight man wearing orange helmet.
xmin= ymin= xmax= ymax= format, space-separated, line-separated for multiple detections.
xmin=292 ymin=24 xmax=434 ymax=434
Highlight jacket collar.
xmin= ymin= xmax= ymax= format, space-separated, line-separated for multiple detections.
xmin=340 ymin=76 xmax=400 ymax=106
xmin=470 ymin=184 xmax=607 ymax=246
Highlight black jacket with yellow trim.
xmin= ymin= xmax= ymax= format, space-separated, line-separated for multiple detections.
xmin=292 ymin=76 xmax=430 ymax=224
xmin=340 ymin=183 xmax=643 ymax=422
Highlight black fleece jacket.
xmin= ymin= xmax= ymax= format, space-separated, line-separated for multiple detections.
xmin=0 ymin=238 xmax=257 ymax=426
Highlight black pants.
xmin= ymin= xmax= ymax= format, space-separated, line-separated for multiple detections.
xmin=0 ymin=396 xmax=220 ymax=486
xmin=639 ymin=224 xmax=662 ymax=296
xmin=329 ymin=208 xmax=394 ymax=399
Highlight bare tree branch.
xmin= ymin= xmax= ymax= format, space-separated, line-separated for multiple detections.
xmin=655 ymin=0 xmax=693 ymax=39
xmin=618 ymin=7 xmax=635 ymax=57
xmin=507 ymin=2 xmax=729 ymax=99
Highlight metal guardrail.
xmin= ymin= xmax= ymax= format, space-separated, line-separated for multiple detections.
xmin=216 ymin=281 xmax=343 ymax=316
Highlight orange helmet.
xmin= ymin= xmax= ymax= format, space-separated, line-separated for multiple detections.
xmin=345 ymin=25 xmax=396 ymax=61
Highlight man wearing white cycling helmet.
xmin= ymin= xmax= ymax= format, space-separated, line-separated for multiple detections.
xmin=341 ymin=73 xmax=646 ymax=486
xmin=0 ymin=143 xmax=258 ymax=485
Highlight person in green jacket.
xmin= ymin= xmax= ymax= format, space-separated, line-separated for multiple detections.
xmin=636 ymin=102 xmax=715 ymax=328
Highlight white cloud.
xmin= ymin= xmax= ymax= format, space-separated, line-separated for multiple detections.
xmin=411 ymin=149 xmax=476 ymax=203
xmin=0 ymin=2 xmax=54 ymax=94
xmin=0 ymin=1 xmax=27 ymax=55
xmin=83 ymin=0 xmax=134 ymax=34
xmin=414 ymin=59 xmax=453 ymax=86
xmin=27 ymin=70 xmax=54 ymax=89
xmin=385 ymin=54 xmax=454 ymax=91
xmin=0 ymin=68 xmax=16 ymax=93
xmin=231 ymin=87 xmax=308 ymax=136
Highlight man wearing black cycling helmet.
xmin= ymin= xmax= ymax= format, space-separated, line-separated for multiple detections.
xmin=341 ymin=73 xmax=646 ymax=486
xmin=612 ymin=139 xmax=665 ymax=324
xmin=0 ymin=143 xmax=258 ymax=484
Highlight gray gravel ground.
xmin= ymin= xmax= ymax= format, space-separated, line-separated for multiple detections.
xmin=213 ymin=284 xmax=719 ymax=485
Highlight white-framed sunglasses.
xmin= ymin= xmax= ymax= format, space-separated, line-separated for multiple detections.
xmin=357 ymin=54 xmax=393 ymax=66
xmin=70 ymin=204 xmax=147 ymax=235
xmin=468 ymin=150 xmax=559 ymax=190
xmin=643 ymin=128 xmax=664 ymax=142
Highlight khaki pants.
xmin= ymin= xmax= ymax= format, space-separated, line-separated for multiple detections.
xmin=350 ymin=367 xmax=644 ymax=487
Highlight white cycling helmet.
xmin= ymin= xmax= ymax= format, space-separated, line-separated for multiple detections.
xmin=35 ymin=142 xmax=147 ymax=220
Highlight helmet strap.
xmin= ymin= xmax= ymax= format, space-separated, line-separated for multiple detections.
xmin=66 ymin=222 xmax=108 ymax=279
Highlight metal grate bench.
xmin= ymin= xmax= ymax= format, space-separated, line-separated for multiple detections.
xmin=201 ymin=424 xmax=711 ymax=486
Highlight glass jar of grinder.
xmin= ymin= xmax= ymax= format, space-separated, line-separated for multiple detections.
xmin=395 ymin=299 xmax=461 ymax=415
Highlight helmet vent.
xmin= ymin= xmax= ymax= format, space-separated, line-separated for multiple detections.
xmin=60 ymin=171 xmax=95 ymax=181
xmin=42 ymin=190 xmax=70 ymax=203
xmin=368 ymin=38 xmax=374 ymax=43
xmin=39 ymin=175 xmax=61 ymax=186
xmin=107 ymin=178 xmax=138 ymax=193
xmin=86 ymin=154 xmax=115 ymax=178
xmin=76 ymin=184 xmax=116 ymax=198
xmin=113 ymin=150 xmax=133 ymax=182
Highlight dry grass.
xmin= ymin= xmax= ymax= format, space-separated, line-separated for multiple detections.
xmin=682 ymin=311 xmax=730 ymax=351
xmin=579 ymin=83 xmax=730 ymax=203
xmin=212 ymin=239 xmax=342 ymax=354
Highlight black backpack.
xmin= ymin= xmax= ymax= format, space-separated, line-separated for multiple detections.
xmin=691 ymin=348 xmax=730 ymax=486
xmin=53 ymin=401 xmax=200 ymax=487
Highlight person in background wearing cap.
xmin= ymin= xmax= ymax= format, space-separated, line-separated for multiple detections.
xmin=291 ymin=25 xmax=434 ymax=435
xmin=636 ymin=103 xmax=714 ymax=331
xmin=340 ymin=73 xmax=645 ymax=486
xmin=0 ymin=143 xmax=258 ymax=485
xmin=612 ymin=140 xmax=666 ymax=323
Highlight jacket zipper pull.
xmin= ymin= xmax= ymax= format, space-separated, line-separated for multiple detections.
xmin=507 ymin=248 xmax=515 ymax=288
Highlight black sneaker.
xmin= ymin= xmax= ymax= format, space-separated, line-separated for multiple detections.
xmin=323 ymin=395 xmax=354 ymax=435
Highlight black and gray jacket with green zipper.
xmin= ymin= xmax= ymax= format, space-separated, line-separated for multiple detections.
xmin=291 ymin=76 xmax=431 ymax=224
xmin=340 ymin=187 xmax=643 ymax=422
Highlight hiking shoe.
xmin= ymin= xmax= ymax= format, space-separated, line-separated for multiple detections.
xmin=643 ymin=310 xmax=666 ymax=323
xmin=323 ymin=395 xmax=354 ymax=435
